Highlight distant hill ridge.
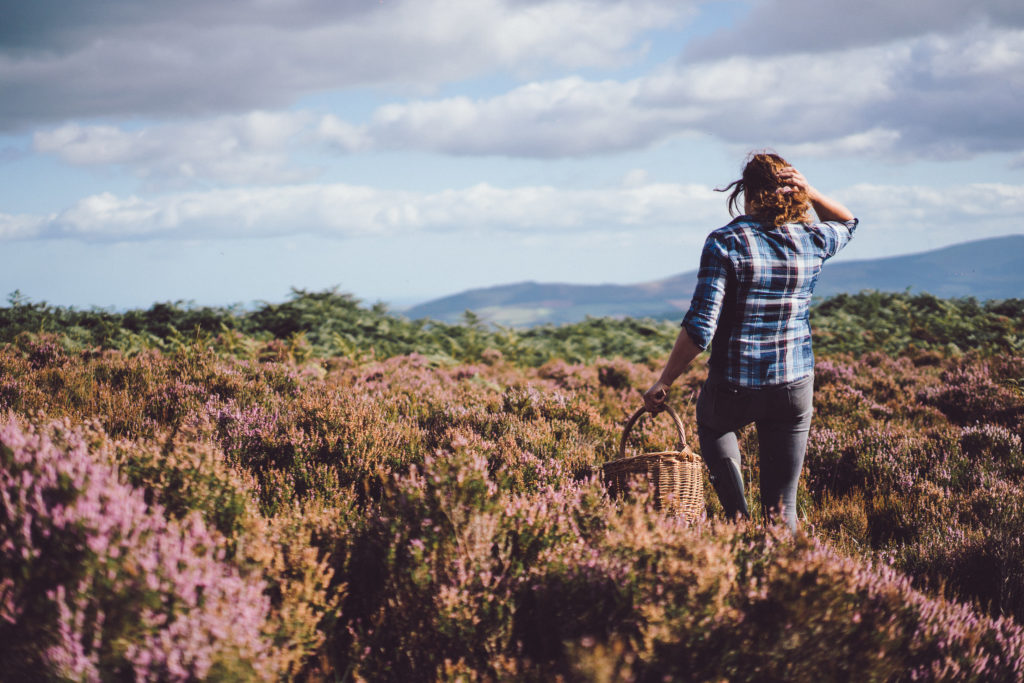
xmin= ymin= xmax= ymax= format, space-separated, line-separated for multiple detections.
xmin=405 ymin=235 xmax=1024 ymax=326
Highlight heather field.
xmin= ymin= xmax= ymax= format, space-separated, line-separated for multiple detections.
xmin=2 ymin=291 xmax=1024 ymax=681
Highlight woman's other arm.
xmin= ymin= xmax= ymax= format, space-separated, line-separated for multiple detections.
xmin=643 ymin=326 xmax=702 ymax=412
xmin=644 ymin=232 xmax=729 ymax=412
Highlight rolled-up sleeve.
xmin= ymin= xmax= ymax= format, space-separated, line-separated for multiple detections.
xmin=814 ymin=218 xmax=858 ymax=260
xmin=680 ymin=234 xmax=731 ymax=350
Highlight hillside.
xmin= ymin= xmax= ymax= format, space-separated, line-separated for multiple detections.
xmin=404 ymin=235 xmax=1024 ymax=326
xmin=3 ymin=289 xmax=1022 ymax=365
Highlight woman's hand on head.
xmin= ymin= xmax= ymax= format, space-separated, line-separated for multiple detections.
xmin=776 ymin=167 xmax=815 ymax=198
xmin=643 ymin=381 xmax=669 ymax=414
xmin=777 ymin=166 xmax=854 ymax=222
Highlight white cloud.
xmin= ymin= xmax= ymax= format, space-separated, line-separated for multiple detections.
xmin=352 ymin=25 xmax=1024 ymax=160
xmin=33 ymin=113 xmax=316 ymax=185
xmin=19 ymin=4 xmax=1024 ymax=180
xmin=0 ymin=213 xmax=50 ymax=240
xmin=684 ymin=0 xmax=1024 ymax=58
xmin=777 ymin=129 xmax=903 ymax=158
xmin=622 ymin=169 xmax=650 ymax=187
xmin=368 ymin=76 xmax=693 ymax=157
xmin=841 ymin=183 xmax=1024 ymax=246
xmin=316 ymin=116 xmax=371 ymax=153
xmin=0 ymin=0 xmax=687 ymax=130
xmin=7 ymin=181 xmax=720 ymax=242
xmin=5 ymin=180 xmax=1024 ymax=252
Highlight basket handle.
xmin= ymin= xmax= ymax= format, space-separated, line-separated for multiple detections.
xmin=617 ymin=404 xmax=688 ymax=460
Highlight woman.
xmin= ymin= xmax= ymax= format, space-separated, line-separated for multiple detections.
xmin=643 ymin=152 xmax=856 ymax=531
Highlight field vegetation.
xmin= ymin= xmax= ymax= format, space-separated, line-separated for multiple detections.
xmin=2 ymin=289 xmax=1023 ymax=680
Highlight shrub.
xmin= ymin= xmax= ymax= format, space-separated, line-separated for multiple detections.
xmin=2 ymin=321 xmax=1024 ymax=677
xmin=0 ymin=418 xmax=274 ymax=680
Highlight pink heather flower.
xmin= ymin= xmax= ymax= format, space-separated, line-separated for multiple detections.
xmin=0 ymin=417 xmax=274 ymax=680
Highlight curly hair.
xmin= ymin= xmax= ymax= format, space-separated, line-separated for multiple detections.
xmin=716 ymin=152 xmax=810 ymax=227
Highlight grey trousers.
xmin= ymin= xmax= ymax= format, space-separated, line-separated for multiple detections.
xmin=695 ymin=369 xmax=814 ymax=531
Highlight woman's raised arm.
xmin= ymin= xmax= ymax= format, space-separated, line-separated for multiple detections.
xmin=777 ymin=167 xmax=854 ymax=222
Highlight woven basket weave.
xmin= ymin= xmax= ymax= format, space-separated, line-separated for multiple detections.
xmin=602 ymin=404 xmax=704 ymax=521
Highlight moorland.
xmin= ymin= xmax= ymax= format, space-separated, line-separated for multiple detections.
xmin=2 ymin=289 xmax=1023 ymax=680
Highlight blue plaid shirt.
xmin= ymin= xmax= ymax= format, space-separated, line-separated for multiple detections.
xmin=681 ymin=216 xmax=858 ymax=387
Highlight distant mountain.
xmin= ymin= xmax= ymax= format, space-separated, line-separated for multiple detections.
xmin=404 ymin=235 xmax=1024 ymax=326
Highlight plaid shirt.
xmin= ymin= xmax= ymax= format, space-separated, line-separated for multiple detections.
xmin=681 ymin=216 xmax=858 ymax=387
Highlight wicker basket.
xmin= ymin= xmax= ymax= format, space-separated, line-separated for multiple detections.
xmin=602 ymin=404 xmax=704 ymax=521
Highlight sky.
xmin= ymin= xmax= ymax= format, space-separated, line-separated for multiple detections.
xmin=1 ymin=0 xmax=1022 ymax=311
